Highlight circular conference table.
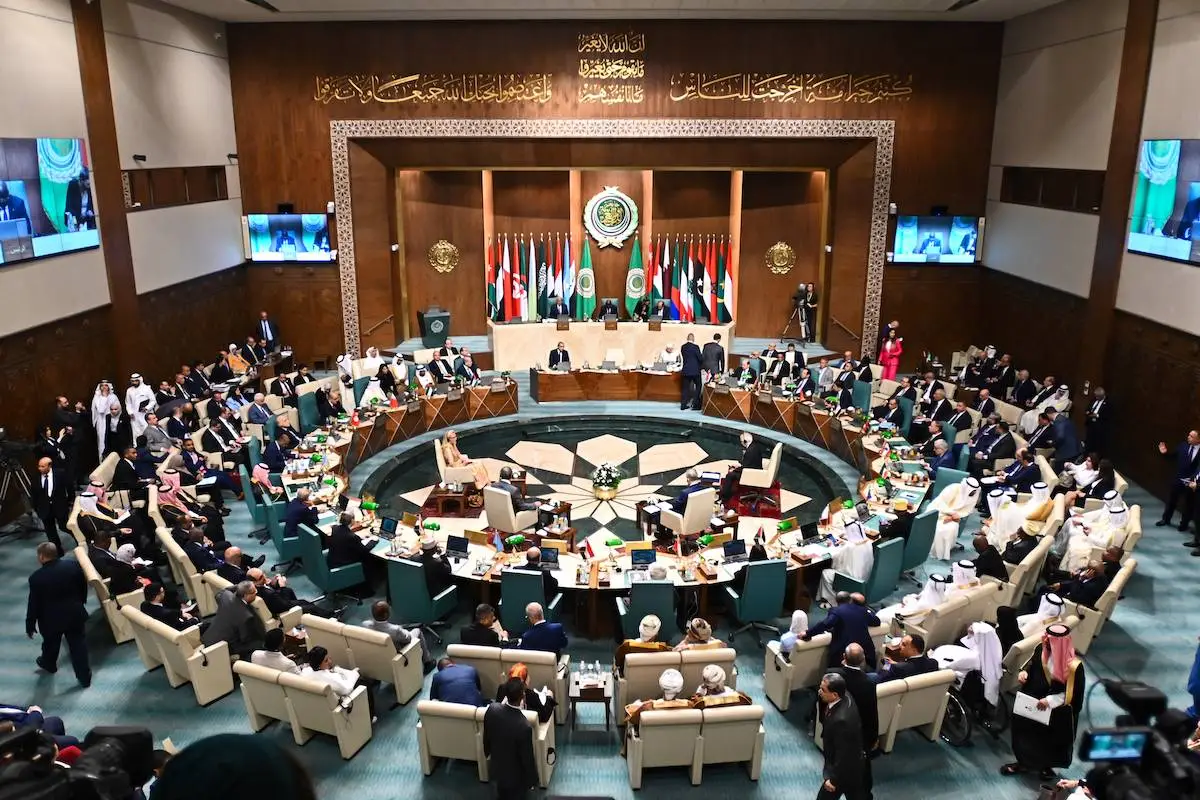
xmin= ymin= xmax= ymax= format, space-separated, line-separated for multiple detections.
xmin=273 ymin=399 xmax=938 ymax=640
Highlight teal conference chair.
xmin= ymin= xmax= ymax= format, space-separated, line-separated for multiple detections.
xmin=897 ymin=397 xmax=915 ymax=439
xmin=237 ymin=465 xmax=268 ymax=540
xmin=298 ymin=392 xmax=321 ymax=433
xmin=264 ymin=415 xmax=278 ymax=442
xmin=616 ymin=580 xmax=677 ymax=640
xmin=955 ymin=445 xmax=971 ymax=472
xmin=387 ymin=557 xmax=458 ymax=645
xmin=833 ymin=538 xmax=904 ymax=604
xmin=929 ymin=467 xmax=969 ymax=509
xmin=352 ymin=376 xmax=371 ymax=407
xmin=499 ymin=568 xmax=563 ymax=635
xmin=264 ymin=495 xmax=301 ymax=575
xmin=298 ymin=524 xmax=364 ymax=606
xmin=852 ymin=380 xmax=872 ymax=414
xmin=247 ymin=436 xmax=263 ymax=470
xmin=899 ymin=509 xmax=938 ymax=586
xmin=724 ymin=559 xmax=787 ymax=647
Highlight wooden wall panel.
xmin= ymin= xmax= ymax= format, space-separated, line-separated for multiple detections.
xmin=977 ymin=269 xmax=1086 ymax=387
xmin=580 ymin=169 xmax=645 ymax=309
xmin=879 ymin=266 xmax=980 ymax=372
xmin=826 ymin=145 xmax=875 ymax=354
xmin=246 ymin=265 xmax=344 ymax=363
xmin=349 ymin=143 xmax=397 ymax=351
xmin=398 ymin=171 xmax=487 ymax=335
xmin=737 ymin=170 xmax=824 ymax=338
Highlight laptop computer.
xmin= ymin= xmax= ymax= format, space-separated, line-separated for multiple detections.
xmin=445 ymin=534 xmax=469 ymax=560
xmin=538 ymin=548 xmax=560 ymax=571
xmin=651 ymin=361 xmax=670 ymax=372
xmin=722 ymin=539 xmax=748 ymax=563
xmin=799 ymin=521 xmax=823 ymax=546
xmin=554 ymin=361 xmax=572 ymax=372
xmin=600 ymin=360 xmax=618 ymax=371
xmin=855 ymin=501 xmax=872 ymax=523
xmin=378 ymin=517 xmax=399 ymax=540
xmin=630 ymin=547 xmax=657 ymax=570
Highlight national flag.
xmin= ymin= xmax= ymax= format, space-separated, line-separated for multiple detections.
xmin=707 ymin=237 xmax=718 ymax=320
xmin=693 ymin=237 xmax=710 ymax=323
xmin=624 ymin=235 xmax=645 ymax=316
xmin=754 ymin=525 xmax=765 ymax=546
xmin=670 ymin=237 xmax=683 ymax=321
xmin=500 ymin=235 xmax=514 ymax=321
xmin=583 ymin=538 xmax=595 ymax=560
xmin=575 ymin=238 xmax=596 ymax=320
xmin=486 ymin=238 xmax=499 ymax=320
xmin=679 ymin=238 xmax=694 ymax=322
xmin=526 ymin=236 xmax=537 ymax=322
xmin=552 ymin=233 xmax=564 ymax=302
xmin=717 ymin=238 xmax=733 ymax=323
xmin=563 ymin=234 xmax=576 ymax=313
xmin=536 ymin=236 xmax=550 ymax=319
xmin=650 ymin=236 xmax=665 ymax=305
xmin=514 ymin=235 xmax=529 ymax=321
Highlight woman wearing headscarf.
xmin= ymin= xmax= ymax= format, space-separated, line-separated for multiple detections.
xmin=493 ymin=662 xmax=557 ymax=724
xmin=674 ymin=617 xmax=724 ymax=651
xmin=1001 ymin=623 xmax=1085 ymax=780
xmin=877 ymin=573 xmax=950 ymax=626
xmin=149 ymin=733 xmax=317 ymax=800
xmin=930 ymin=476 xmax=982 ymax=559
xmin=615 ymin=614 xmax=671 ymax=673
xmin=995 ymin=605 xmax=1023 ymax=654
xmin=932 ymin=621 xmax=1004 ymax=709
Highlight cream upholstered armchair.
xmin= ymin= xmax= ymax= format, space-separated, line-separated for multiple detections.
xmin=660 ymin=487 xmax=716 ymax=538
xmin=435 ymin=438 xmax=477 ymax=485
xmin=763 ymin=632 xmax=830 ymax=712
xmin=739 ymin=442 xmax=783 ymax=512
xmin=483 ymin=486 xmax=538 ymax=534
xmin=694 ymin=705 xmax=765 ymax=784
xmin=626 ymin=708 xmax=704 ymax=789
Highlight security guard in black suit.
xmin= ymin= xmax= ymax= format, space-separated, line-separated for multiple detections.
xmin=26 ymin=543 xmax=91 ymax=687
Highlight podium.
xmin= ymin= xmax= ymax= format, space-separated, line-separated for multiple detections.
xmin=417 ymin=307 xmax=450 ymax=347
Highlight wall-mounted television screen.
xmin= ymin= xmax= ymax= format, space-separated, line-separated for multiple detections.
xmin=0 ymin=137 xmax=99 ymax=266
xmin=244 ymin=213 xmax=333 ymax=262
xmin=1128 ymin=139 xmax=1200 ymax=264
xmin=891 ymin=215 xmax=981 ymax=264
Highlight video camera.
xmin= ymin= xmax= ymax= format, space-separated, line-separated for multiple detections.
xmin=0 ymin=724 xmax=154 ymax=800
xmin=1076 ymin=680 xmax=1200 ymax=800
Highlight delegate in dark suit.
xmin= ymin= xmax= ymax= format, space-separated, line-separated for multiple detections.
xmin=461 ymin=622 xmax=503 ymax=647
xmin=111 ymin=456 xmax=144 ymax=494
xmin=483 ymin=701 xmax=538 ymax=799
xmin=680 ymin=339 xmax=703 ymax=410
xmin=262 ymin=440 xmax=290 ymax=473
xmin=803 ymin=600 xmax=881 ymax=669
xmin=701 ymin=339 xmax=725 ymax=375
xmin=873 ymin=652 xmax=938 ymax=683
xmin=201 ymin=588 xmax=266 ymax=661
xmin=1051 ymin=415 xmax=1081 ymax=468
xmin=927 ymin=448 xmax=957 ymax=479
xmin=519 ymin=620 xmax=568 ymax=655
xmin=430 ymin=662 xmax=487 ymax=706
xmin=493 ymin=479 xmax=538 ymax=512
xmin=26 ymin=551 xmax=91 ymax=685
xmin=1159 ymin=439 xmax=1200 ymax=527
xmin=549 ymin=301 xmax=570 ymax=318
xmin=283 ymin=498 xmax=318 ymax=539
xmin=831 ymin=665 xmax=879 ymax=797
xmin=326 ymin=524 xmax=374 ymax=569
xmin=547 ymin=347 xmax=570 ymax=369
xmin=31 ymin=467 xmax=70 ymax=555
xmin=820 ymin=695 xmax=865 ymax=800
xmin=141 ymin=601 xmax=193 ymax=631
xmin=721 ymin=439 xmax=766 ymax=502
xmin=0 ymin=189 xmax=29 ymax=226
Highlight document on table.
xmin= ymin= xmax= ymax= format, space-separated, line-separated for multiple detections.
xmin=1013 ymin=692 xmax=1052 ymax=725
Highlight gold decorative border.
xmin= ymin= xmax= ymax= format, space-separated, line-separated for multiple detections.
xmin=330 ymin=118 xmax=892 ymax=357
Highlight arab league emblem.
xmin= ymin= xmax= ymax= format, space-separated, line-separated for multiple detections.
xmin=584 ymin=186 xmax=638 ymax=248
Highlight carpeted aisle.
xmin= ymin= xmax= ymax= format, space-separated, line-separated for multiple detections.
xmin=0 ymin=479 xmax=1191 ymax=799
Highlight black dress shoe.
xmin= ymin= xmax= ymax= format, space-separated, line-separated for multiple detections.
xmin=1191 ymin=549 xmax=1200 ymax=557
xmin=35 ymin=657 xmax=57 ymax=674
xmin=251 ymin=554 xmax=266 ymax=568
xmin=219 ymin=507 xmax=231 ymax=517
xmin=1179 ymin=524 xmax=1191 ymax=532
xmin=1155 ymin=519 xmax=1170 ymax=527
xmin=1185 ymin=540 xmax=1200 ymax=548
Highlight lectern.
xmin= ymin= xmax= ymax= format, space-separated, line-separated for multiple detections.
xmin=417 ymin=306 xmax=450 ymax=347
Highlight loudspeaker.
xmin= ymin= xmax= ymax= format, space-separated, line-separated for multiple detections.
xmin=277 ymin=203 xmax=295 ymax=214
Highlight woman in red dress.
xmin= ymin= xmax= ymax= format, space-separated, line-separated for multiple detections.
xmin=879 ymin=328 xmax=903 ymax=380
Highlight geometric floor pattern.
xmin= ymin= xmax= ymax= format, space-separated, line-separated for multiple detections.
xmin=391 ymin=434 xmax=811 ymax=548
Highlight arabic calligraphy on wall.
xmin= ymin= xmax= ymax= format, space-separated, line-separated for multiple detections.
xmin=578 ymin=58 xmax=645 ymax=80
xmin=669 ymin=72 xmax=913 ymax=103
xmin=579 ymin=83 xmax=645 ymax=105
xmin=313 ymin=73 xmax=554 ymax=105
xmin=577 ymin=32 xmax=646 ymax=54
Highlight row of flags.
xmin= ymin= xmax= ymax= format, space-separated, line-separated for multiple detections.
xmin=486 ymin=233 xmax=735 ymax=323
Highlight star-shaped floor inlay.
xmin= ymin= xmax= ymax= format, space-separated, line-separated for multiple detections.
xmin=575 ymin=434 xmax=638 ymax=468
xmin=505 ymin=441 xmax=575 ymax=476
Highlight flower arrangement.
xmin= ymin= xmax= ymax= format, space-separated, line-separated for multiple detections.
xmin=590 ymin=462 xmax=624 ymax=499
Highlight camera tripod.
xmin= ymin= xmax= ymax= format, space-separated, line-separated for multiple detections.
xmin=0 ymin=457 xmax=39 ymax=539
xmin=781 ymin=305 xmax=809 ymax=340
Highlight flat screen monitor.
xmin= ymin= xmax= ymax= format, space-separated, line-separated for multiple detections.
xmin=1127 ymin=139 xmax=1200 ymax=264
xmin=631 ymin=548 xmax=657 ymax=567
xmin=0 ymin=137 xmax=100 ymax=266
xmin=245 ymin=213 xmax=333 ymax=262
xmin=891 ymin=215 xmax=981 ymax=264
xmin=539 ymin=547 xmax=560 ymax=566
xmin=722 ymin=539 xmax=747 ymax=559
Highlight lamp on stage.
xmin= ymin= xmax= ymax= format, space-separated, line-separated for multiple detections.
xmin=417 ymin=306 xmax=451 ymax=348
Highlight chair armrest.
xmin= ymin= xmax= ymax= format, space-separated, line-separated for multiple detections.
xmin=547 ymin=593 xmax=563 ymax=618
xmin=831 ymin=571 xmax=865 ymax=593
xmin=433 ymin=585 xmax=457 ymax=603
xmin=182 ymin=624 xmax=203 ymax=647
xmin=557 ymin=654 xmax=570 ymax=675
xmin=278 ymin=606 xmax=303 ymax=631
xmin=195 ymin=639 xmax=230 ymax=666
xmin=724 ymin=587 xmax=741 ymax=603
